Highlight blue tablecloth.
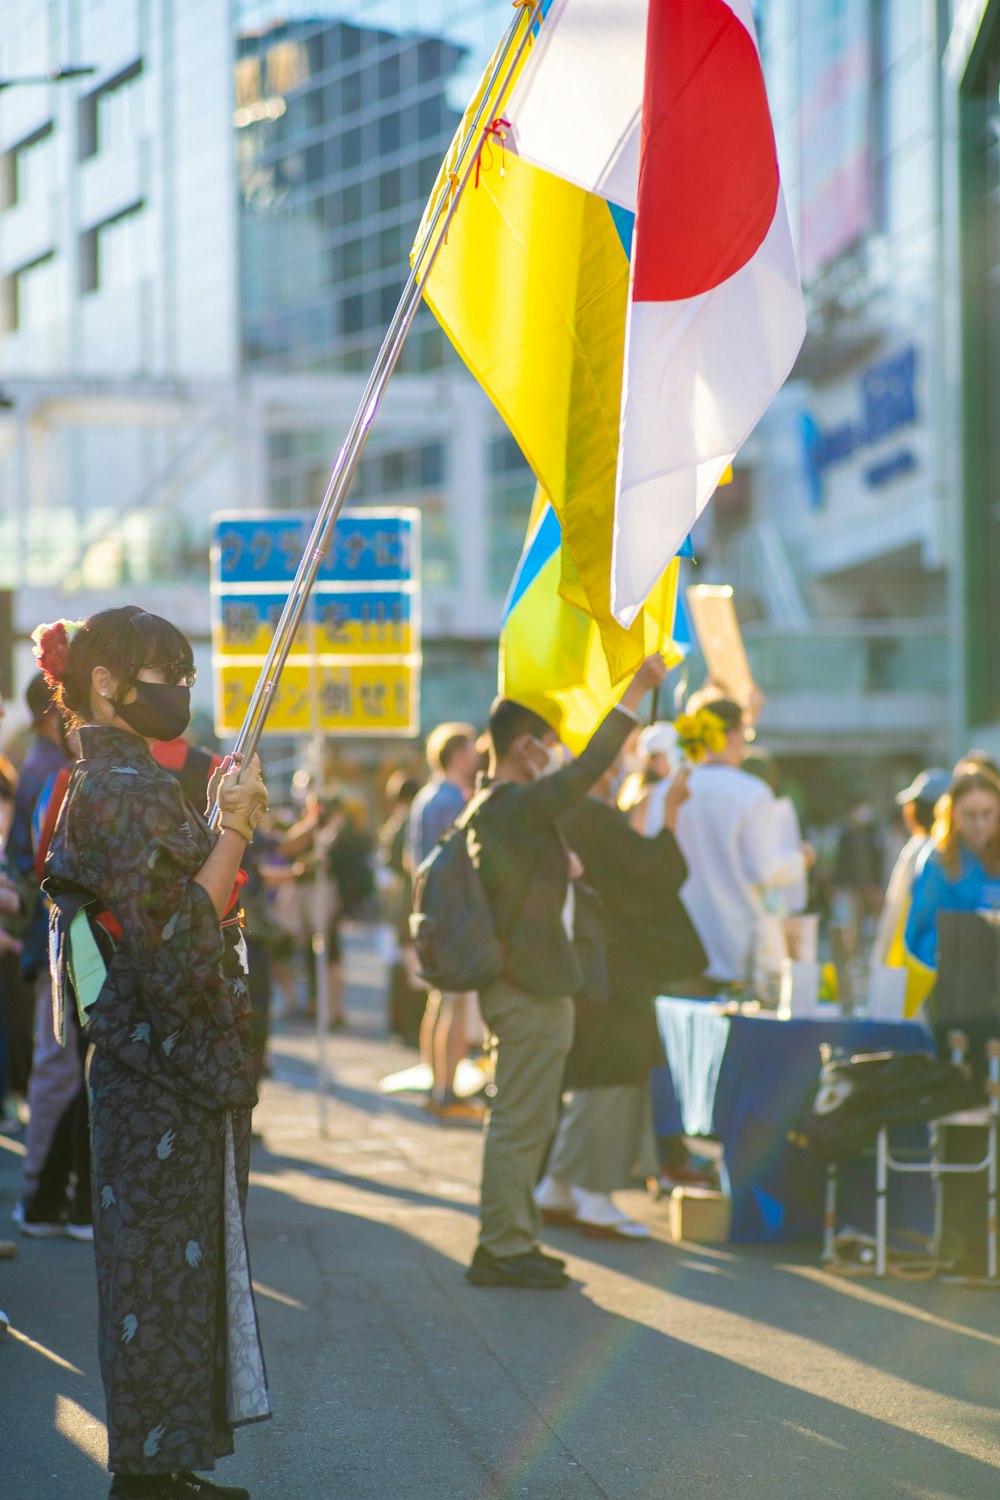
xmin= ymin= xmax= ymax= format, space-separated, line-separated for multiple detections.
xmin=651 ymin=999 xmax=934 ymax=1242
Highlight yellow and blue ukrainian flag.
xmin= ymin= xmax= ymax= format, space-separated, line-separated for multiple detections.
xmin=412 ymin=8 xmax=640 ymax=680
xmin=499 ymin=487 xmax=682 ymax=753
xmin=413 ymin=6 xmax=729 ymax=707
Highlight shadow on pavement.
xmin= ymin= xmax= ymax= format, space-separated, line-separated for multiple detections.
xmin=4 ymin=1091 xmax=1000 ymax=1498
xmin=233 ymin=1173 xmax=1000 ymax=1499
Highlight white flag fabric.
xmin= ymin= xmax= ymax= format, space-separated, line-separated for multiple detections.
xmin=504 ymin=0 xmax=806 ymax=628
xmin=505 ymin=0 xmax=646 ymax=211
xmin=612 ymin=0 xmax=805 ymax=625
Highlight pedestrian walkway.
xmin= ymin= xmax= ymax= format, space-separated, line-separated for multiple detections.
xmin=3 ymin=998 xmax=1000 ymax=1498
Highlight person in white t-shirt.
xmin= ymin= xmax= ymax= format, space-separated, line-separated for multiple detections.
xmin=673 ymin=698 xmax=814 ymax=988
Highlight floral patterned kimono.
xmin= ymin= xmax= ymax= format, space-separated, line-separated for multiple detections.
xmin=46 ymin=725 xmax=270 ymax=1476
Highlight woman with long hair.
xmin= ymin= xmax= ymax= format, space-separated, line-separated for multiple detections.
xmin=37 ymin=606 xmax=271 ymax=1500
xmin=905 ymin=766 xmax=1000 ymax=971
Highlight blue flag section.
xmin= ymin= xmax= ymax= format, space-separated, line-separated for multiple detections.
xmin=672 ymin=584 xmax=693 ymax=658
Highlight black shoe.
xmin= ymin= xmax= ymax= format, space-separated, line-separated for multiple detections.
xmin=466 ymin=1246 xmax=569 ymax=1289
xmin=528 ymin=1245 xmax=566 ymax=1271
xmin=109 ymin=1473 xmax=250 ymax=1499
xmin=172 ymin=1477 xmax=250 ymax=1499
xmin=109 ymin=1479 xmax=170 ymax=1499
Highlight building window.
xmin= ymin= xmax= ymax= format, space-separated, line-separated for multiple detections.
xmin=342 ymin=292 xmax=364 ymax=335
xmin=378 ymin=52 xmax=400 ymax=97
xmin=341 ymin=126 xmax=362 ymax=170
xmin=379 ymin=167 xmax=401 ymax=213
xmin=0 ymin=123 xmax=55 ymax=211
xmin=265 ymin=38 xmax=309 ymax=96
xmin=80 ymin=203 xmax=148 ymax=294
xmin=3 ymin=253 xmax=60 ymax=333
xmin=487 ymin=432 xmax=535 ymax=596
xmin=340 ymin=237 xmax=364 ymax=279
xmin=78 ymin=60 xmax=144 ymax=161
xmin=378 ymin=111 xmax=401 ymax=155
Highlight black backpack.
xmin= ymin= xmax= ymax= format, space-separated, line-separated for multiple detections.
xmin=791 ymin=1048 xmax=980 ymax=1162
xmin=409 ymin=788 xmax=504 ymax=992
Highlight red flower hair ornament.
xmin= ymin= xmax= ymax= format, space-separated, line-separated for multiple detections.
xmin=31 ymin=619 xmax=84 ymax=688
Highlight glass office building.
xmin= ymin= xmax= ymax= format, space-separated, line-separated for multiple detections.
xmin=0 ymin=0 xmax=535 ymax=728
xmin=233 ymin=1 xmax=536 ymax=609
xmin=945 ymin=0 xmax=1000 ymax=756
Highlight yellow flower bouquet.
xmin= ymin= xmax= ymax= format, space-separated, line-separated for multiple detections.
xmin=673 ymin=708 xmax=728 ymax=765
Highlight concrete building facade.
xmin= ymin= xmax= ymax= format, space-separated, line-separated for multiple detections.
xmin=702 ymin=0 xmax=956 ymax=810
xmin=0 ymin=0 xmax=528 ymax=742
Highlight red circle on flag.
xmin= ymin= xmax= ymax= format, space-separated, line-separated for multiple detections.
xmin=632 ymin=0 xmax=780 ymax=303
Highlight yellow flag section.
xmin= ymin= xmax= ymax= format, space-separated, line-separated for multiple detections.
xmin=412 ymin=13 xmax=643 ymax=681
xmin=500 ymin=490 xmax=681 ymax=754
xmin=884 ymin=916 xmax=937 ymax=1020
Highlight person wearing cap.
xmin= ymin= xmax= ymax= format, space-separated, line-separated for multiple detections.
xmin=9 ymin=673 xmax=82 ymax=1238
xmin=872 ymin=767 xmax=950 ymax=968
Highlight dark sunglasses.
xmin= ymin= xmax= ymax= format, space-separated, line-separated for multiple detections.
xmin=144 ymin=660 xmax=198 ymax=688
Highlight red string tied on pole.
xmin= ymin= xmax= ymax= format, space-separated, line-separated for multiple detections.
xmin=476 ymin=117 xmax=511 ymax=188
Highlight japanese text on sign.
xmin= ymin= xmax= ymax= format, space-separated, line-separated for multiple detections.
xmin=211 ymin=508 xmax=421 ymax=737
xmin=215 ymin=514 xmax=414 ymax=586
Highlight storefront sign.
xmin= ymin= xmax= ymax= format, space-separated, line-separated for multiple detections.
xmin=801 ymin=344 xmax=919 ymax=506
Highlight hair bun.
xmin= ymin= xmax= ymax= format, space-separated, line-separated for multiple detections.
xmin=30 ymin=618 xmax=84 ymax=688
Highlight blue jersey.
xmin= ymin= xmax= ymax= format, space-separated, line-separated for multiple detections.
xmin=906 ymin=844 xmax=1000 ymax=970
xmin=407 ymin=780 xmax=467 ymax=871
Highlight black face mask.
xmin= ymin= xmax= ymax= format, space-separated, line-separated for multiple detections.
xmin=114 ymin=682 xmax=191 ymax=742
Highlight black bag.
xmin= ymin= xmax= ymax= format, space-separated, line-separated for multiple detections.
xmin=793 ymin=1048 xmax=980 ymax=1162
xmin=571 ymin=881 xmax=609 ymax=1006
xmin=409 ymin=788 xmax=503 ymax=992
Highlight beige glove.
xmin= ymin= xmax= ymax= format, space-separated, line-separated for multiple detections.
xmin=216 ymin=760 xmax=269 ymax=843
xmin=206 ymin=758 xmax=229 ymax=818
xmin=206 ymin=753 xmax=262 ymax=819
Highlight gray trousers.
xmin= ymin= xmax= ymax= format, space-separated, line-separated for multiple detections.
xmin=478 ymin=976 xmax=574 ymax=1258
xmin=22 ymin=971 xmax=82 ymax=1200
xmin=548 ymin=1084 xmax=658 ymax=1194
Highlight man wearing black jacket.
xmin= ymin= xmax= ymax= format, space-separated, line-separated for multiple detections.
xmin=466 ymin=654 xmax=666 ymax=1289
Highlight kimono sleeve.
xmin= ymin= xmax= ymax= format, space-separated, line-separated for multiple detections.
xmin=68 ymin=770 xmax=224 ymax=1008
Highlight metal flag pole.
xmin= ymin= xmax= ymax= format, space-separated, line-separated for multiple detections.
xmin=211 ymin=0 xmax=542 ymax=817
xmin=309 ymin=724 xmax=332 ymax=1137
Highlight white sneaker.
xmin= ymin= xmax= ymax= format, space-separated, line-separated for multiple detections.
xmin=534 ymin=1175 xmax=578 ymax=1224
xmin=65 ymin=1222 xmax=94 ymax=1243
xmin=573 ymin=1189 xmax=652 ymax=1241
xmin=18 ymin=1214 xmax=67 ymax=1239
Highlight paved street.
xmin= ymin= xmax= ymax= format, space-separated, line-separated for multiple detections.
xmin=3 ymin=964 xmax=1000 ymax=1500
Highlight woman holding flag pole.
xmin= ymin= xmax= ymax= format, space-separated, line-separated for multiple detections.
xmin=38 ymin=608 xmax=270 ymax=1500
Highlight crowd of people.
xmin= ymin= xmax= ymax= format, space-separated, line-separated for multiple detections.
xmin=2 ymin=603 xmax=1000 ymax=1495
